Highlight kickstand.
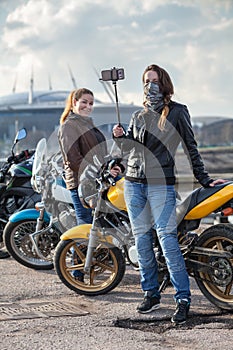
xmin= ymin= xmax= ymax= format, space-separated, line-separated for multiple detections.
xmin=159 ymin=274 xmax=170 ymax=293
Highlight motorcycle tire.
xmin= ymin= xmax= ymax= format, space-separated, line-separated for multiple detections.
xmin=3 ymin=219 xmax=59 ymax=270
xmin=0 ymin=223 xmax=10 ymax=258
xmin=0 ymin=248 xmax=10 ymax=259
xmin=54 ymin=238 xmax=126 ymax=296
xmin=194 ymin=223 xmax=233 ymax=310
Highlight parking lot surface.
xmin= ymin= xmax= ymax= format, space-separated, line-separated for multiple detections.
xmin=1 ymin=257 xmax=233 ymax=350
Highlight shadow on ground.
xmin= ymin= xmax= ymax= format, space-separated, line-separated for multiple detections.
xmin=113 ymin=310 xmax=233 ymax=333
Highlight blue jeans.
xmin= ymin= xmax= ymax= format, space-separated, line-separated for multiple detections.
xmin=124 ymin=180 xmax=191 ymax=303
xmin=70 ymin=188 xmax=93 ymax=225
xmin=70 ymin=188 xmax=93 ymax=278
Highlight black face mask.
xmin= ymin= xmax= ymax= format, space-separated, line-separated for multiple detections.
xmin=144 ymin=82 xmax=164 ymax=111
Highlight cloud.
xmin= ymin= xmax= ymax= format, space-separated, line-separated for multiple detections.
xmin=0 ymin=0 xmax=232 ymax=118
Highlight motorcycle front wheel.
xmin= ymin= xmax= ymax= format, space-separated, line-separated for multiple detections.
xmin=3 ymin=219 xmax=60 ymax=270
xmin=54 ymin=238 xmax=126 ymax=296
xmin=194 ymin=223 xmax=233 ymax=310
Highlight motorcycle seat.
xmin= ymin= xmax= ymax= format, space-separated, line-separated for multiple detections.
xmin=176 ymin=181 xmax=233 ymax=223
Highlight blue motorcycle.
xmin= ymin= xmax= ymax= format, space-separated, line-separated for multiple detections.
xmin=3 ymin=136 xmax=76 ymax=269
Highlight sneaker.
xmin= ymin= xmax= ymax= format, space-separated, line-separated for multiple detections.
xmin=137 ymin=295 xmax=160 ymax=314
xmin=171 ymin=299 xmax=190 ymax=324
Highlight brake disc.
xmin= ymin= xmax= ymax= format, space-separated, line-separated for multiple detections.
xmin=208 ymin=257 xmax=233 ymax=286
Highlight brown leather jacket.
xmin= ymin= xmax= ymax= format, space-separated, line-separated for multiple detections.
xmin=58 ymin=112 xmax=107 ymax=190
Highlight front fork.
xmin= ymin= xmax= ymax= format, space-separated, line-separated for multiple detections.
xmin=83 ymin=191 xmax=103 ymax=273
xmin=83 ymin=227 xmax=99 ymax=273
xmin=29 ymin=201 xmax=53 ymax=260
xmin=35 ymin=201 xmax=46 ymax=231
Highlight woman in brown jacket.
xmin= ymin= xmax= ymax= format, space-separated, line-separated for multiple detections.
xmin=58 ymin=88 xmax=120 ymax=225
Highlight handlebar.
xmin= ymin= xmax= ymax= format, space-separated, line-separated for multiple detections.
xmin=107 ymin=176 xmax=116 ymax=186
xmin=98 ymin=157 xmax=124 ymax=187
xmin=7 ymin=149 xmax=34 ymax=164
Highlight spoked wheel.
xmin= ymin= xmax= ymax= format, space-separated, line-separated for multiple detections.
xmin=194 ymin=223 xmax=233 ymax=310
xmin=3 ymin=219 xmax=60 ymax=270
xmin=54 ymin=239 xmax=126 ymax=296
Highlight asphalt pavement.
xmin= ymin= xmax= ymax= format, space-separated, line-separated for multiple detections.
xmin=1 ymin=256 xmax=233 ymax=350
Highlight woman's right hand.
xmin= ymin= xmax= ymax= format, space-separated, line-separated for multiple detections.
xmin=113 ymin=125 xmax=124 ymax=137
xmin=110 ymin=165 xmax=122 ymax=178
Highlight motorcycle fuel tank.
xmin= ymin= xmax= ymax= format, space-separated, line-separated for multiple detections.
xmin=10 ymin=161 xmax=33 ymax=178
xmin=107 ymin=177 xmax=127 ymax=211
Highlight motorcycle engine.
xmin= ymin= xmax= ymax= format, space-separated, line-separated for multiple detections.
xmin=58 ymin=207 xmax=77 ymax=230
xmin=6 ymin=196 xmax=24 ymax=214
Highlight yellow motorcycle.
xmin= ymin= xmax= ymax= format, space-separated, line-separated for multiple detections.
xmin=54 ymin=158 xmax=233 ymax=311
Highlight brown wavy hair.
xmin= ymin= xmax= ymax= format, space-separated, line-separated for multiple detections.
xmin=60 ymin=88 xmax=94 ymax=125
xmin=142 ymin=64 xmax=174 ymax=131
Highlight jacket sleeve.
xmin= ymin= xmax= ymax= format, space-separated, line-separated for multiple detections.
xmin=113 ymin=112 xmax=137 ymax=154
xmin=177 ymin=106 xmax=213 ymax=187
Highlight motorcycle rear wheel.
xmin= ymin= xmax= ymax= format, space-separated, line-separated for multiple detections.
xmin=4 ymin=219 xmax=59 ymax=270
xmin=194 ymin=223 xmax=233 ymax=310
xmin=0 ymin=223 xmax=10 ymax=258
xmin=54 ymin=238 xmax=126 ymax=296
xmin=0 ymin=248 xmax=10 ymax=259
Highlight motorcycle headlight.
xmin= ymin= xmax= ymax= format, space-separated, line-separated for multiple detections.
xmin=78 ymin=178 xmax=97 ymax=209
xmin=31 ymin=175 xmax=43 ymax=193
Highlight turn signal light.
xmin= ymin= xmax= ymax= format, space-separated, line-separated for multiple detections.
xmin=221 ymin=208 xmax=233 ymax=216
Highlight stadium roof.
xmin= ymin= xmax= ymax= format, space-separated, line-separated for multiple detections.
xmin=0 ymin=90 xmax=102 ymax=108
xmin=0 ymin=91 xmax=231 ymax=125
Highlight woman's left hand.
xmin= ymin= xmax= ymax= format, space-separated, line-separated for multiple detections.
xmin=209 ymin=178 xmax=228 ymax=187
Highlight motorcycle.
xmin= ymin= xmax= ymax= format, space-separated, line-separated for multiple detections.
xmin=54 ymin=157 xmax=233 ymax=311
xmin=3 ymin=136 xmax=77 ymax=269
xmin=0 ymin=128 xmax=40 ymax=259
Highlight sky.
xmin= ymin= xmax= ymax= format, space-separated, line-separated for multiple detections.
xmin=0 ymin=0 xmax=233 ymax=118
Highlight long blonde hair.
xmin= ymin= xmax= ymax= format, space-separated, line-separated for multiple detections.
xmin=60 ymin=88 xmax=94 ymax=125
xmin=142 ymin=64 xmax=174 ymax=131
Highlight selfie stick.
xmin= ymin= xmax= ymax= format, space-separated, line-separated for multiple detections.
xmin=112 ymin=80 xmax=121 ymax=127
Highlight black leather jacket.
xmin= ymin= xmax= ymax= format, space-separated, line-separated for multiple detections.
xmin=114 ymin=101 xmax=212 ymax=187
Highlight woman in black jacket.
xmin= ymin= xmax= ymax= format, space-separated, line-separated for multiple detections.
xmin=113 ymin=64 xmax=225 ymax=324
